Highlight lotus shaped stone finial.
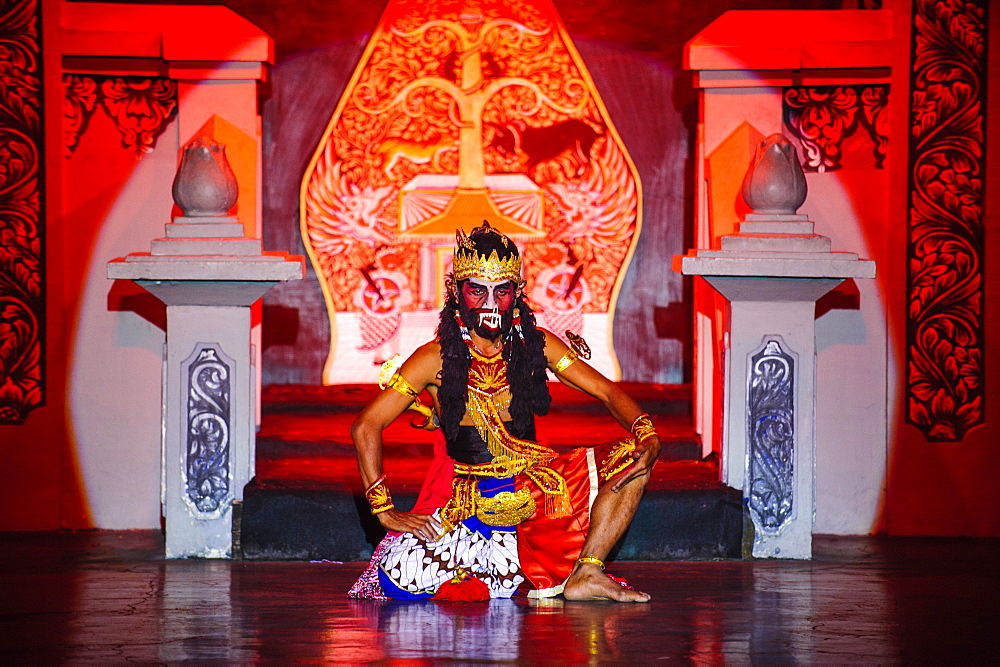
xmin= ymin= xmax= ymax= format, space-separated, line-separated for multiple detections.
xmin=171 ymin=137 xmax=239 ymax=217
xmin=741 ymin=134 xmax=807 ymax=215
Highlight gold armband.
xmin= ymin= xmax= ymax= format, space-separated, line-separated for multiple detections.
xmin=378 ymin=355 xmax=420 ymax=400
xmin=555 ymin=330 xmax=592 ymax=373
xmin=365 ymin=475 xmax=394 ymax=515
xmin=377 ymin=355 xmax=437 ymax=430
xmin=554 ymin=348 xmax=580 ymax=373
xmin=386 ymin=372 xmax=419 ymax=400
xmin=630 ymin=413 xmax=657 ymax=443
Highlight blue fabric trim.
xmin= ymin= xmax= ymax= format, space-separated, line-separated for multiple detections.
xmin=378 ymin=567 xmax=435 ymax=600
xmin=462 ymin=514 xmax=516 ymax=538
xmin=478 ymin=476 xmax=516 ymax=496
xmin=462 ymin=476 xmax=521 ymax=537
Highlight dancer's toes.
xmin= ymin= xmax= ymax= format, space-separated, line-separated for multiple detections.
xmin=563 ymin=565 xmax=651 ymax=603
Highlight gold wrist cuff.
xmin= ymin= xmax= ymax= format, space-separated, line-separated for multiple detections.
xmin=365 ymin=475 xmax=394 ymax=515
xmin=630 ymin=413 xmax=657 ymax=443
xmin=577 ymin=556 xmax=605 ymax=570
xmin=554 ymin=348 xmax=579 ymax=373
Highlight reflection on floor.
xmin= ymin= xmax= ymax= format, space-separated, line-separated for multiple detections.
xmin=2 ymin=531 xmax=996 ymax=663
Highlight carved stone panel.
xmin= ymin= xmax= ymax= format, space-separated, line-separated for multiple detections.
xmin=747 ymin=338 xmax=796 ymax=535
xmin=182 ymin=344 xmax=233 ymax=519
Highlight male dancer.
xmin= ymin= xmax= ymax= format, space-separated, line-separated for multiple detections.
xmin=349 ymin=222 xmax=659 ymax=601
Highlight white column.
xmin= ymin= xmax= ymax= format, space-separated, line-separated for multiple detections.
xmin=678 ymin=223 xmax=874 ymax=559
xmin=702 ymin=278 xmax=841 ymax=558
xmin=110 ymin=231 xmax=303 ymax=557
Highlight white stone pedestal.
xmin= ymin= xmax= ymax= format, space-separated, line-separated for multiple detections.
xmin=676 ymin=217 xmax=874 ymax=559
xmin=108 ymin=218 xmax=303 ymax=558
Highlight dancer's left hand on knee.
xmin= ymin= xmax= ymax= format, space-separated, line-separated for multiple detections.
xmin=612 ymin=436 xmax=660 ymax=492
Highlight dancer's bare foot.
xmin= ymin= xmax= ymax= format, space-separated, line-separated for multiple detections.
xmin=562 ymin=562 xmax=651 ymax=602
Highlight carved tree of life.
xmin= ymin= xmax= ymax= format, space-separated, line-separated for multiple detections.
xmin=352 ymin=16 xmax=588 ymax=228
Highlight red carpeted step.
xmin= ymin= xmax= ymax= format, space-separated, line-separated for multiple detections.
xmin=256 ymin=383 xmax=713 ymax=493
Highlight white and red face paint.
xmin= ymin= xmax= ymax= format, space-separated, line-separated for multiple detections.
xmin=459 ymin=279 xmax=516 ymax=338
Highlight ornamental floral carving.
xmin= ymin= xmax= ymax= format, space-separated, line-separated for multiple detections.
xmin=783 ymin=84 xmax=889 ymax=172
xmin=906 ymin=0 xmax=988 ymax=442
xmin=859 ymin=86 xmax=889 ymax=168
xmin=783 ymin=86 xmax=859 ymax=173
xmin=0 ymin=0 xmax=44 ymax=424
xmin=63 ymin=75 xmax=98 ymax=154
xmin=62 ymin=75 xmax=177 ymax=154
xmin=100 ymin=77 xmax=177 ymax=153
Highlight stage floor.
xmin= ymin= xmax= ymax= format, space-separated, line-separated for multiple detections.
xmin=2 ymin=531 xmax=997 ymax=663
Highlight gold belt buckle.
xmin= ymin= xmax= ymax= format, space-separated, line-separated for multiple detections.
xmin=474 ymin=486 xmax=535 ymax=526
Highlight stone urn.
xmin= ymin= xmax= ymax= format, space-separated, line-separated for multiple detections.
xmin=171 ymin=137 xmax=239 ymax=217
xmin=741 ymin=134 xmax=808 ymax=215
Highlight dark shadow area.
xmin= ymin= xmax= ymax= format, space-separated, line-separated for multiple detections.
xmin=261 ymin=304 xmax=300 ymax=349
xmin=654 ymin=301 xmax=692 ymax=345
xmin=106 ymin=279 xmax=167 ymax=331
xmin=815 ymin=278 xmax=861 ymax=318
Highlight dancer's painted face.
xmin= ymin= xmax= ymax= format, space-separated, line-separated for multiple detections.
xmin=459 ymin=279 xmax=516 ymax=338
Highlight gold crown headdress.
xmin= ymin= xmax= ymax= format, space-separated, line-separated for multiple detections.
xmin=453 ymin=221 xmax=522 ymax=283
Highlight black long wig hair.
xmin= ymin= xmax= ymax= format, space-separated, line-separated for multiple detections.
xmin=436 ymin=230 xmax=551 ymax=442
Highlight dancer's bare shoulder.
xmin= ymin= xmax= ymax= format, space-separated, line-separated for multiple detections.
xmin=398 ymin=340 xmax=443 ymax=388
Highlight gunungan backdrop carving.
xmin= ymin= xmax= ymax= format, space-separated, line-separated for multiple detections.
xmin=301 ymin=0 xmax=641 ymax=382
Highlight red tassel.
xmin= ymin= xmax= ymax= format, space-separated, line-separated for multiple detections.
xmin=433 ymin=568 xmax=491 ymax=602
xmin=607 ymin=574 xmax=634 ymax=590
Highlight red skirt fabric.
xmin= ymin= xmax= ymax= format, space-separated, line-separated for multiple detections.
xmin=515 ymin=448 xmax=593 ymax=597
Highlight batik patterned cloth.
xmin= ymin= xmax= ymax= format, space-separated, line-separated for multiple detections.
xmin=378 ymin=510 xmax=523 ymax=598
